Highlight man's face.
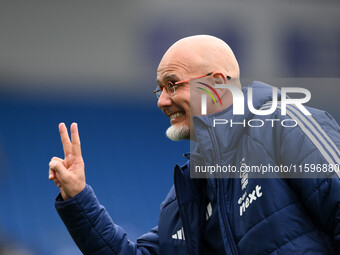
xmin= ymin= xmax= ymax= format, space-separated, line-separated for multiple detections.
xmin=157 ymin=57 xmax=195 ymax=141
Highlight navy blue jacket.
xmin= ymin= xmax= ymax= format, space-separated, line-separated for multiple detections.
xmin=55 ymin=82 xmax=340 ymax=254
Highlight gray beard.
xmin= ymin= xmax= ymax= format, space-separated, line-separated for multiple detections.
xmin=166 ymin=125 xmax=190 ymax=141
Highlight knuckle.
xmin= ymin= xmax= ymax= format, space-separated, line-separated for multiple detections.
xmin=49 ymin=160 xmax=61 ymax=170
xmin=52 ymin=156 xmax=62 ymax=162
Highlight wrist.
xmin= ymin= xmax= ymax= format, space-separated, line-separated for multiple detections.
xmin=61 ymin=183 xmax=86 ymax=201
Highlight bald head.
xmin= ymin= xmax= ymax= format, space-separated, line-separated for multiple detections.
xmin=157 ymin=35 xmax=240 ymax=141
xmin=158 ymin=35 xmax=240 ymax=83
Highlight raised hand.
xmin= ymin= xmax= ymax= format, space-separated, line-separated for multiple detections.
xmin=49 ymin=123 xmax=86 ymax=200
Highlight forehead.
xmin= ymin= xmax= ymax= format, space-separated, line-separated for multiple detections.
xmin=157 ymin=53 xmax=204 ymax=86
xmin=157 ymin=42 xmax=208 ymax=83
xmin=157 ymin=59 xmax=189 ymax=82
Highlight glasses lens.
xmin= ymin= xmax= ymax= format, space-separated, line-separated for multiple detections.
xmin=154 ymin=86 xmax=161 ymax=98
xmin=166 ymin=81 xmax=176 ymax=95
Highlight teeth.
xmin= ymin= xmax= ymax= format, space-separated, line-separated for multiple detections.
xmin=170 ymin=112 xmax=183 ymax=119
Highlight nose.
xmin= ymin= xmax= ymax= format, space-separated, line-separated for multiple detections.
xmin=157 ymin=88 xmax=173 ymax=109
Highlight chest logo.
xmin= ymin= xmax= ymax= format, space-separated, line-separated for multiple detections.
xmin=238 ymin=185 xmax=263 ymax=216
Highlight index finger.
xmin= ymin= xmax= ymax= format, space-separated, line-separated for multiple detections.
xmin=59 ymin=123 xmax=72 ymax=157
xmin=70 ymin=122 xmax=82 ymax=156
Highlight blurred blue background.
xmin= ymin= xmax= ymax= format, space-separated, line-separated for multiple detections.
xmin=0 ymin=0 xmax=339 ymax=254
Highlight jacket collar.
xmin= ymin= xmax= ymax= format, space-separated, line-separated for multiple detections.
xmin=192 ymin=81 xmax=278 ymax=165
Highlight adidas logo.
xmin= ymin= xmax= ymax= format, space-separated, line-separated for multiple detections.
xmin=172 ymin=203 xmax=213 ymax=240
xmin=172 ymin=227 xmax=185 ymax=240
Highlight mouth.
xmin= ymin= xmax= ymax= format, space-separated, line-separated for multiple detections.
xmin=169 ymin=111 xmax=185 ymax=123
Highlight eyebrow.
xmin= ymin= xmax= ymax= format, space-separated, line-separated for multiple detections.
xmin=157 ymin=74 xmax=180 ymax=85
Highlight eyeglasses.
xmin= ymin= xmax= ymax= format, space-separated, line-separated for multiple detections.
xmin=154 ymin=72 xmax=231 ymax=99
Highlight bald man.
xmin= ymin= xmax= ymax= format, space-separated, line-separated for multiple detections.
xmin=157 ymin=35 xmax=241 ymax=141
xmin=50 ymin=35 xmax=340 ymax=254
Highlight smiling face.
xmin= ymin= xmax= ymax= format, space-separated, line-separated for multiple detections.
xmin=156 ymin=35 xmax=240 ymax=141
xmin=157 ymin=46 xmax=204 ymax=140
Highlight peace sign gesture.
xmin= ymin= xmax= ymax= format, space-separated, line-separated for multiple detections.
xmin=49 ymin=123 xmax=86 ymax=201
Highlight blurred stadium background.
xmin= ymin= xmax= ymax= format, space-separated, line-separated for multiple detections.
xmin=0 ymin=0 xmax=339 ymax=254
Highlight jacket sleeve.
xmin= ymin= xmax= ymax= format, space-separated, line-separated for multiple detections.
xmin=279 ymin=110 xmax=340 ymax=253
xmin=55 ymin=184 xmax=159 ymax=255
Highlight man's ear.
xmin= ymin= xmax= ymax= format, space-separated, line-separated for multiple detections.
xmin=212 ymin=72 xmax=233 ymax=98
xmin=212 ymin=72 xmax=229 ymax=84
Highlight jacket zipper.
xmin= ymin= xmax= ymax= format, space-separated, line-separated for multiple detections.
xmin=208 ymin=121 xmax=239 ymax=255
xmin=174 ymin=166 xmax=196 ymax=255
xmin=219 ymin=180 xmax=239 ymax=255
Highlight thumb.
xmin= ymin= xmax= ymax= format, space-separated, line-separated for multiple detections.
xmin=49 ymin=159 xmax=68 ymax=179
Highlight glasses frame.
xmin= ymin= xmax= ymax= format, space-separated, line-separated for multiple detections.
xmin=154 ymin=72 xmax=231 ymax=99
